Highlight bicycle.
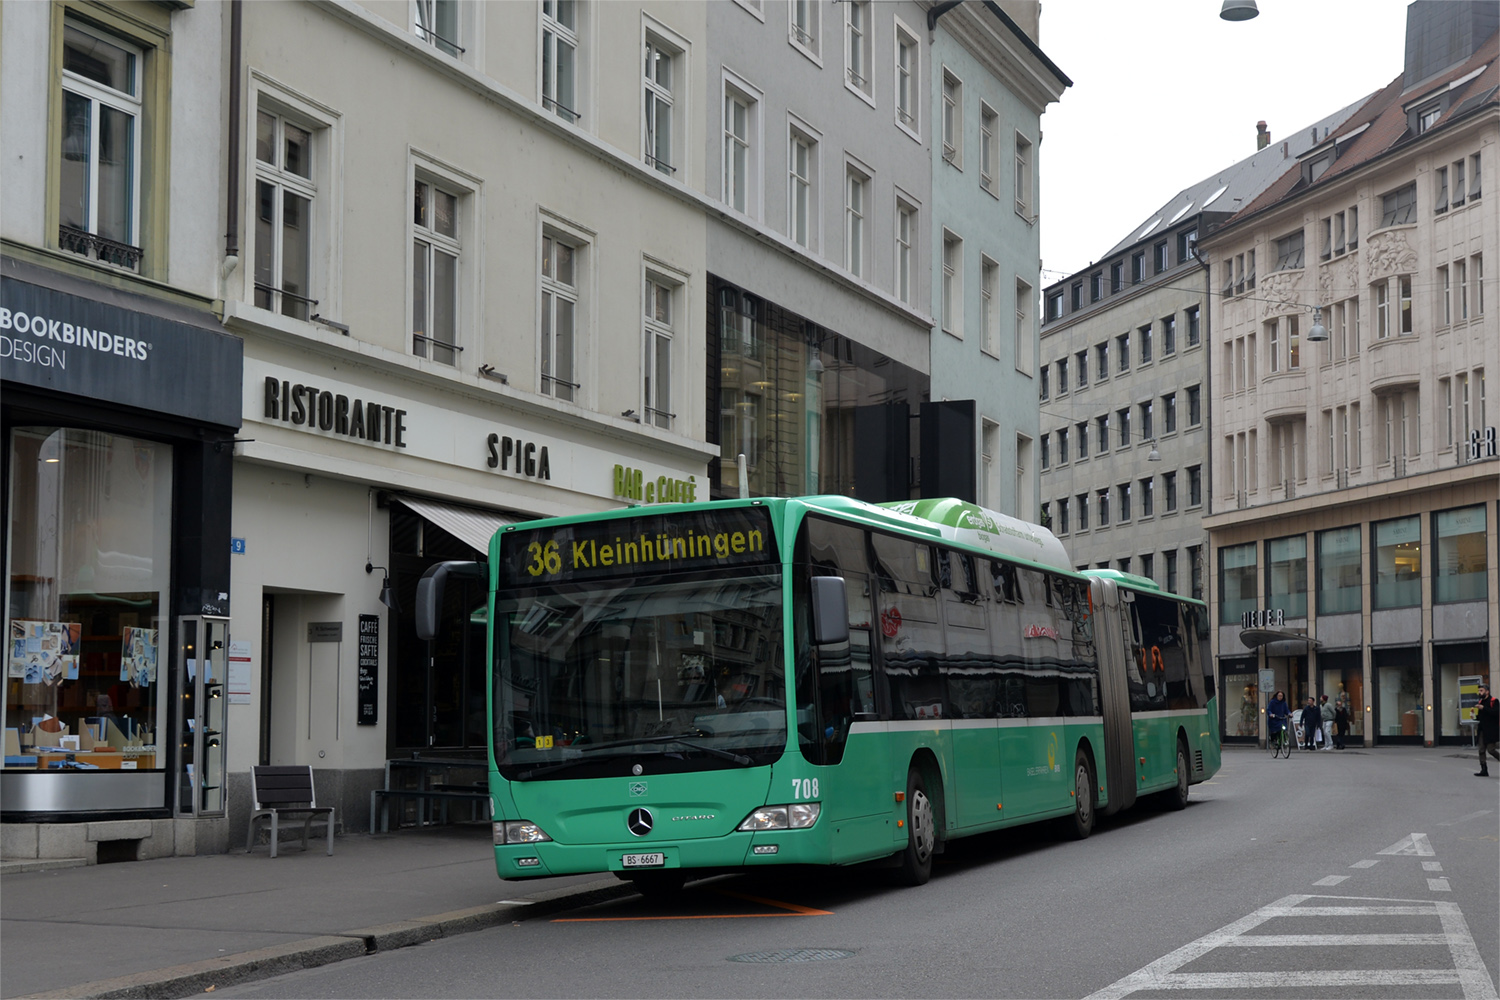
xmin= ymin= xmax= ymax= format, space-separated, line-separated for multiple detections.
xmin=1269 ymin=724 xmax=1291 ymax=758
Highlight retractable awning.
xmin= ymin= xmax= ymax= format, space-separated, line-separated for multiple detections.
xmin=393 ymin=495 xmax=524 ymax=555
xmin=1239 ymin=627 xmax=1320 ymax=657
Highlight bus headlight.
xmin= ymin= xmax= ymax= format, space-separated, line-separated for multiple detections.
xmin=495 ymin=820 xmax=553 ymax=845
xmin=737 ymin=803 xmax=820 ymax=831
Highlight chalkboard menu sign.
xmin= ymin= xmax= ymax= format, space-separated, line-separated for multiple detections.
xmin=357 ymin=614 xmax=379 ymax=725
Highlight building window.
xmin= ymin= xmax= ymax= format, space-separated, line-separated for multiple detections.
xmin=1014 ymin=132 xmax=1033 ymax=217
xmin=1177 ymin=228 xmax=1196 ymax=264
xmin=1015 ymin=435 xmax=1032 ymax=515
xmin=59 ymin=21 xmax=143 ymax=270
xmin=979 ymin=105 xmax=997 ymax=195
xmin=1110 ymin=261 xmax=1123 ymax=294
xmin=1117 ymin=482 xmax=1131 ymax=521
xmin=1070 ymin=282 xmax=1082 ymax=312
xmin=1097 ymin=488 xmax=1110 ymax=527
xmin=1162 ymin=392 xmax=1177 ymax=434
xmin=1046 ymin=290 xmax=1064 ymax=322
xmin=254 ymin=109 xmax=317 ymax=319
xmin=413 ymin=0 xmax=461 ymax=56
xmin=643 ymin=276 xmax=675 ymax=428
xmin=1096 ymin=342 xmax=1109 ymax=381
xmin=1274 ymin=229 xmax=1305 ymax=270
xmin=1096 ymin=415 xmax=1109 ymax=455
xmin=1435 ymin=165 xmax=1449 ymax=214
xmin=643 ymin=33 xmax=678 ymax=175
xmin=1439 ymin=264 xmax=1451 ymax=325
xmin=1219 ymin=542 xmax=1257 ymax=624
xmin=541 ymin=0 xmax=580 ymax=123
xmin=1040 ymin=433 xmax=1050 ymax=470
xmin=941 ymin=70 xmax=961 ymax=166
xmin=895 ymin=22 xmax=919 ymax=135
xmin=1470 ymin=152 xmax=1482 ymax=201
xmin=1140 ymin=322 xmax=1153 ymax=364
xmin=1372 ymin=516 xmax=1421 ymax=610
xmin=1139 ymin=553 xmax=1153 ymax=582
xmin=1153 ymin=241 xmax=1168 ymax=274
xmin=1057 ymin=357 xmax=1069 ymax=394
xmin=1139 ymin=400 xmax=1153 ymax=440
xmin=788 ymin=125 xmax=815 ymax=248
xmin=1090 ymin=271 xmax=1103 ymax=302
xmin=1400 ymin=274 xmax=1413 ymax=333
xmin=1456 ymin=260 xmax=1468 ymax=320
xmin=1475 ymin=254 xmax=1485 ymax=315
xmin=1187 ymin=464 xmax=1201 ymax=507
xmin=1452 ymin=157 xmax=1466 ymax=208
xmin=539 ymin=229 xmax=581 ymax=401
xmin=895 ymin=200 xmax=914 ymax=303
xmin=1057 ymin=497 xmax=1070 ymax=534
xmin=1057 ymin=427 xmax=1069 ymax=463
xmin=1160 ymin=315 xmax=1174 ymax=356
xmin=789 ymin=0 xmax=819 ymax=59
xmin=844 ymin=0 xmax=872 ymax=98
xmin=1076 ymin=350 xmax=1088 ymax=388
xmin=1014 ymin=278 xmax=1033 ymax=373
xmin=1164 ymin=550 xmax=1178 ymax=592
xmin=1416 ymin=102 xmax=1440 ymax=133
xmin=1131 ymin=251 xmax=1144 ymax=284
xmin=1316 ymin=526 xmax=1361 ymax=615
xmin=1434 ymin=506 xmax=1487 ymax=603
xmin=1140 ymin=476 xmax=1154 ymax=517
xmin=1380 ymin=182 xmax=1416 ymax=227
xmin=411 ymin=176 xmax=461 ymax=365
xmin=1076 ymin=421 xmax=1088 ymax=460
xmin=942 ymin=231 xmax=963 ymax=336
xmin=1185 ymin=304 xmax=1200 ymax=347
xmin=1375 ymin=280 xmax=1390 ymax=339
xmin=723 ymin=87 xmax=754 ymax=214
xmin=1187 ymin=545 xmax=1203 ymax=600
xmin=1163 ymin=470 xmax=1177 ymax=512
xmin=1117 ymin=407 xmax=1131 ymax=448
xmin=981 ymin=258 xmax=999 ymax=355
xmin=1116 ymin=332 xmax=1130 ymax=372
xmin=1266 ymin=535 xmax=1308 ymax=618
xmin=845 ymin=165 xmax=869 ymax=278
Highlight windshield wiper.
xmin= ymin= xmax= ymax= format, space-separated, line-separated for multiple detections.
xmin=515 ymin=732 xmax=753 ymax=780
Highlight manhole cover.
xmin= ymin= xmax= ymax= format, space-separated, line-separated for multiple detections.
xmin=728 ymin=948 xmax=856 ymax=964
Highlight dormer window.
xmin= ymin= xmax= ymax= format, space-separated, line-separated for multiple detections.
xmin=1307 ymin=153 xmax=1332 ymax=182
xmin=1417 ymin=104 xmax=1441 ymax=133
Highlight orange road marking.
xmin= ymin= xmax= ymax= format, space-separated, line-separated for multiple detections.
xmin=713 ymin=890 xmax=833 ymax=915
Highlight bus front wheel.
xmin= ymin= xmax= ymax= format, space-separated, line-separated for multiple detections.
xmin=1161 ymin=742 xmax=1190 ymax=811
xmin=894 ymin=769 xmax=935 ymax=886
xmin=1066 ymin=751 xmax=1095 ymax=840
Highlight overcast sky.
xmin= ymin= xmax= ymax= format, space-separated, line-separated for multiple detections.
xmin=1037 ymin=0 xmax=1413 ymax=284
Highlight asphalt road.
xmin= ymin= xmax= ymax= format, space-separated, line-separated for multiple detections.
xmin=217 ymin=747 xmax=1500 ymax=999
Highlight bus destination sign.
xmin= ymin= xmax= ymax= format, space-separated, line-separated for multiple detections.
xmin=501 ymin=507 xmax=776 ymax=586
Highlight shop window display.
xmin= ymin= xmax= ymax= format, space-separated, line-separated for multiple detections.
xmin=1320 ymin=656 xmax=1363 ymax=740
xmin=1222 ymin=660 xmax=1258 ymax=738
xmin=1375 ymin=649 xmax=1422 ymax=738
xmin=1436 ymin=645 xmax=1489 ymax=742
xmin=5 ymin=428 xmax=170 ymax=771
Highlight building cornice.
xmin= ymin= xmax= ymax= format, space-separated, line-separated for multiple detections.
xmin=1201 ymin=460 xmax=1499 ymax=532
xmin=935 ymin=3 xmax=1069 ymax=116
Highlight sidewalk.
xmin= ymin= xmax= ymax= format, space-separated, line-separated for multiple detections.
xmin=0 ymin=826 xmax=627 ymax=1000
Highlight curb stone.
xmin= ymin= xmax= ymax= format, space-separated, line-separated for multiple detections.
xmin=12 ymin=877 xmax=631 ymax=1000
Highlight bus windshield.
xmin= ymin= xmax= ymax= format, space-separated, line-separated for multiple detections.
xmin=494 ymin=569 xmax=786 ymax=781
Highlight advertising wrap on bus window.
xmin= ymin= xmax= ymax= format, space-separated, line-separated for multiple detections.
xmin=500 ymin=507 xmax=776 ymax=586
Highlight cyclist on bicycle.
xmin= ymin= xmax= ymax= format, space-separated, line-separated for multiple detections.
xmin=1267 ymin=690 xmax=1291 ymax=748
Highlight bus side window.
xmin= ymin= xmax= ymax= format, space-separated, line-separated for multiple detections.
xmin=872 ymin=532 xmax=944 ymax=721
xmin=802 ymin=518 xmax=875 ymax=765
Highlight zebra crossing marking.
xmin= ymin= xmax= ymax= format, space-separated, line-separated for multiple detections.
xmin=1430 ymin=877 xmax=1453 ymax=892
xmin=1082 ymin=894 xmax=1498 ymax=1000
xmin=1313 ymin=875 xmax=1348 ymax=886
xmin=1425 ymin=861 xmax=1445 ymax=871
xmin=1379 ymin=832 xmax=1435 ymax=855
xmin=1350 ymin=859 xmax=1379 ymax=868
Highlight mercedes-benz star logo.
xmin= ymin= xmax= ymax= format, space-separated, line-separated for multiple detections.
xmin=627 ymin=807 xmax=654 ymax=837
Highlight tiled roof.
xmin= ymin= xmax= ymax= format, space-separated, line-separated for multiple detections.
xmin=1229 ymin=29 xmax=1498 ymax=224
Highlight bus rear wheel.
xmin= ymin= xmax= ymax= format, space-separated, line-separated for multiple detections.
xmin=894 ymin=769 xmax=935 ymax=886
xmin=1161 ymin=742 xmax=1190 ymax=811
xmin=1066 ymin=751 xmax=1095 ymax=840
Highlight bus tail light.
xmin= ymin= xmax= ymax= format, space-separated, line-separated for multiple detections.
xmin=737 ymin=803 xmax=820 ymax=831
xmin=495 ymin=820 xmax=553 ymax=845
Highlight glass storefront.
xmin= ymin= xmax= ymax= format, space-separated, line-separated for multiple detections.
xmin=5 ymin=428 xmax=171 ymax=772
xmin=1316 ymin=525 xmax=1361 ymax=614
xmin=711 ymin=280 xmax=927 ymax=500
xmin=1319 ymin=651 xmax=1364 ymax=742
xmin=1433 ymin=506 xmax=1487 ymax=603
xmin=1266 ymin=534 xmax=1307 ymax=618
xmin=1372 ymin=516 xmax=1421 ymax=609
xmin=1219 ymin=542 xmax=1257 ymax=624
xmin=1435 ymin=643 xmax=1489 ymax=744
xmin=1373 ymin=647 xmax=1422 ymax=741
xmin=1222 ymin=658 xmax=1259 ymax=740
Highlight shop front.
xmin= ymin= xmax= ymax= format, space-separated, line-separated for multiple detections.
xmin=2 ymin=262 xmax=242 ymax=853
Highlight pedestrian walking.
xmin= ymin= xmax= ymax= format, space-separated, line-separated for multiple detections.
xmin=1319 ymin=694 xmax=1334 ymax=750
xmin=1474 ymin=683 xmax=1499 ymax=777
xmin=1334 ymin=694 xmax=1350 ymax=750
xmin=1302 ymin=696 xmax=1320 ymax=749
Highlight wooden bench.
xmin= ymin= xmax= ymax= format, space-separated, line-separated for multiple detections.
xmin=247 ymin=765 xmax=335 ymax=858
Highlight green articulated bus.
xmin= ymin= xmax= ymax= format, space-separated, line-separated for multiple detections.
xmin=414 ymin=495 xmax=1221 ymax=893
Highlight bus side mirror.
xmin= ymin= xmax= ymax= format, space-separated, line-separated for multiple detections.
xmin=810 ymin=576 xmax=850 ymax=646
xmin=415 ymin=560 xmax=485 ymax=640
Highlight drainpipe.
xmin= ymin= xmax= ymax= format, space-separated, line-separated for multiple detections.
xmin=224 ymin=0 xmax=242 ymax=271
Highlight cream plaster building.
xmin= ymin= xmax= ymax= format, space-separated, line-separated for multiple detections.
xmin=1200 ymin=3 xmax=1497 ymax=748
